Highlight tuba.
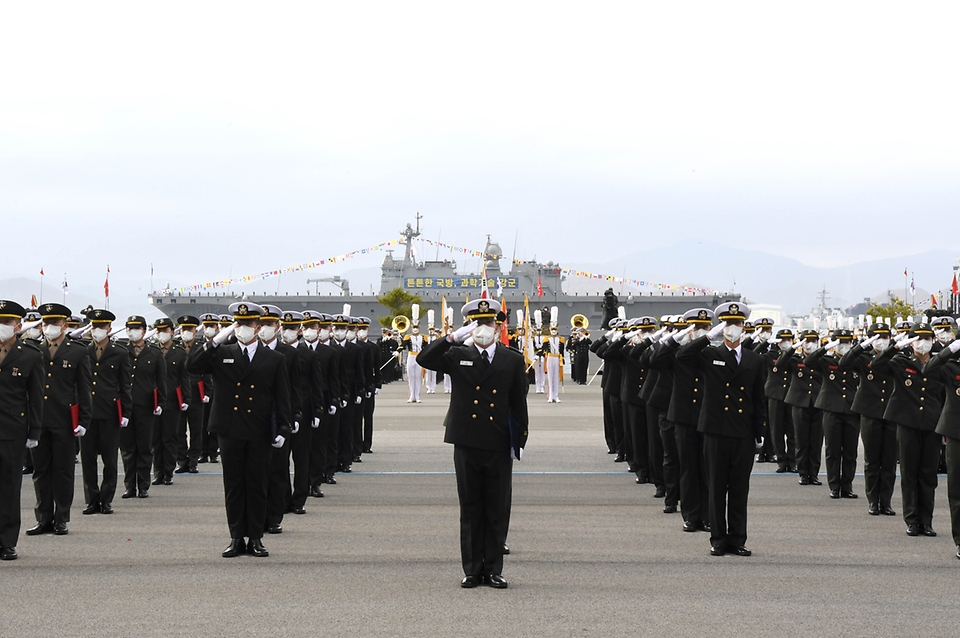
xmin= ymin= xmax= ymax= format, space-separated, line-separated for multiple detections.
xmin=392 ymin=315 xmax=410 ymax=334
xmin=571 ymin=314 xmax=589 ymax=330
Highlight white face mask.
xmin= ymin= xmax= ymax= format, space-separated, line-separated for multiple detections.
xmin=346 ymin=329 xmax=357 ymax=341
xmin=43 ymin=324 xmax=63 ymax=340
xmin=836 ymin=343 xmax=851 ymax=356
xmin=259 ymin=326 xmax=277 ymax=342
xmin=757 ymin=330 xmax=772 ymax=341
xmin=936 ymin=329 xmax=954 ymax=344
xmin=181 ymin=330 xmax=195 ymax=343
xmin=874 ymin=338 xmax=890 ymax=352
xmin=913 ymin=339 xmax=933 ymax=356
xmin=203 ymin=326 xmax=218 ymax=339
xmin=235 ymin=325 xmax=257 ymax=344
xmin=91 ymin=327 xmax=109 ymax=343
xmin=334 ymin=328 xmax=347 ymax=342
xmin=157 ymin=331 xmax=172 ymax=344
xmin=780 ymin=339 xmax=793 ymax=350
xmin=722 ymin=324 xmax=743 ymax=343
xmin=0 ymin=324 xmax=15 ymax=342
xmin=25 ymin=327 xmax=41 ymax=340
xmin=282 ymin=328 xmax=299 ymax=344
xmin=358 ymin=329 xmax=368 ymax=340
xmin=473 ymin=324 xmax=497 ymax=348
xmin=319 ymin=327 xmax=331 ymax=341
xmin=302 ymin=327 xmax=319 ymax=342
xmin=692 ymin=328 xmax=708 ymax=340
xmin=802 ymin=341 xmax=818 ymax=355
xmin=127 ymin=328 xmax=144 ymax=343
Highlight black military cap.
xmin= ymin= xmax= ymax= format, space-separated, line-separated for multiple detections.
xmin=154 ymin=317 xmax=175 ymax=330
xmin=910 ymin=323 xmax=935 ymax=338
xmin=40 ymin=302 xmax=71 ymax=320
xmin=0 ymin=300 xmax=27 ymax=319
xmin=776 ymin=329 xmax=794 ymax=340
xmin=715 ymin=302 xmax=749 ymax=322
xmin=88 ymin=309 xmax=116 ymax=324
xmin=800 ymin=329 xmax=819 ymax=341
xmin=176 ymin=315 xmax=200 ymax=328
xmin=125 ymin=315 xmax=148 ymax=328
xmin=832 ymin=329 xmax=853 ymax=341
xmin=67 ymin=314 xmax=82 ymax=327
xmin=866 ymin=323 xmax=891 ymax=337
xmin=229 ymin=302 xmax=263 ymax=321
xmin=682 ymin=308 xmax=714 ymax=325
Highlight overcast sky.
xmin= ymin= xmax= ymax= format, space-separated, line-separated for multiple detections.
xmin=2 ymin=2 xmax=958 ymax=302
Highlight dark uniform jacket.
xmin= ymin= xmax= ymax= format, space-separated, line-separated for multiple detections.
xmin=40 ymin=338 xmax=93 ymax=431
xmin=805 ymin=348 xmax=856 ymax=415
xmin=839 ymin=343 xmax=892 ymax=420
xmin=417 ymin=337 xmax=528 ymax=453
xmin=638 ymin=343 xmax=672 ymax=411
xmin=334 ymin=340 xmax=366 ymax=404
xmin=757 ymin=343 xmax=791 ymax=401
xmin=871 ymin=347 xmax=944 ymax=431
xmin=87 ymin=341 xmax=132 ymax=423
xmin=778 ymin=349 xmax=822 ymax=408
xmin=653 ymin=337 xmax=704 ymax=427
xmin=186 ymin=341 xmax=291 ymax=442
xmin=676 ymin=336 xmax=767 ymax=439
xmin=357 ymin=339 xmax=381 ymax=395
xmin=161 ymin=344 xmax=192 ymax=409
xmin=129 ymin=343 xmax=167 ymax=409
xmin=604 ymin=337 xmax=649 ymax=405
xmin=922 ymin=347 xmax=960 ymax=439
xmin=0 ymin=340 xmax=44 ymax=440
xmin=591 ymin=336 xmax=618 ymax=390
xmin=274 ymin=340 xmax=302 ymax=425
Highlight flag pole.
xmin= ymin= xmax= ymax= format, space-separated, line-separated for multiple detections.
xmin=39 ymin=268 xmax=44 ymax=305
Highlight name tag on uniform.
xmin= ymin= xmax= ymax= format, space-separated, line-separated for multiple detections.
xmin=223 ymin=359 xmax=235 ymax=364
xmin=712 ymin=360 xmax=726 ymax=367
xmin=460 ymin=360 xmax=473 ymax=366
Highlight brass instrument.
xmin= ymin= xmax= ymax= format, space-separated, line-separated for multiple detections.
xmin=571 ymin=314 xmax=589 ymax=330
xmin=392 ymin=315 xmax=410 ymax=334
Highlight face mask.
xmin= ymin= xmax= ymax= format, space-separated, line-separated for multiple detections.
xmin=181 ymin=330 xmax=195 ymax=343
xmin=722 ymin=324 xmax=743 ymax=343
xmin=473 ymin=324 xmax=497 ymax=348
xmin=203 ymin=326 xmax=218 ymax=339
xmin=259 ymin=326 xmax=277 ymax=342
xmin=874 ymin=338 xmax=890 ymax=352
xmin=302 ymin=327 xmax=319 ymax=342
xmin=780 ymin=339 xmax=793 ymax=350
xmin=235 ymin=325 xmax=257 ymax=344
xmin=936 ymin=329 xmax=954 ymax=344
xmin=802 ymin=341 xmax=818 ymax=355
xmin=692 ymin=328 xmax=708 ymax=340
xmin=127 ymin=328 xmax=144 ymax=343
xmin=836 ymin=343 xmax=851 ymax=356
xmin=913 ymin=339 xmax=932 ymax=356
xmin=758 ymin=330 xmax=772 ymax=340
xmin=43 ymin=324 xmax=63 ymax=340
xmin=157 ymin=332 xmax=172 ymax=344
xmin=346 ymin=329 xmax=357 ymax=341
xmin=334 ymin=329 xmax=347 ymax=342
xmin=282 ymin=328 xmax=299 ymax=343
xmin=319 ymin=327 xmax=331 ymax=341
xmin=25 ymin=327 xmax=41 ymax=340
xmin=0 ymin=324 xmax=15 ymax=342
xmin=91 ymin=327 xmax=109 ymax=342
xmin=358 ymin=329 xmax=368 ymax=340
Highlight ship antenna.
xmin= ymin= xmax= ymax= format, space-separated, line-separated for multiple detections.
xmin=511 ymin=228 xmax=518 ymax=268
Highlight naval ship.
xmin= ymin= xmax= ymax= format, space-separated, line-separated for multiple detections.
xmin=148 ymin=217 xmax=741 ymax=333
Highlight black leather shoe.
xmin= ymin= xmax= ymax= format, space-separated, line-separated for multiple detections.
xmin=174 ymin=465 xmax=190 ymax=474
xmin=100 ymin=503 xmax=114 ymax=515
xmin=138 ymin=490 xmax=149 ymax=498
xmin=776 ymin=466 xmax=787 ymax=473
xmin=461 ymin=575 xmax=483 ymax=588
xmin=701 ymin=521 xmax=711 ymax=532
xmin=82 ymin=503 xmax=100 ymax=515
xmin=798 ymin=475 xmax=809 ymax=485
xmin=26 ymin=522 xmax=53 ymax=536
xmin=188 ymin=466 xmax=198 ymax=474
xmin=733 ymin=545 xmax=752 ymax=556
xmin=663 ymin=504 xmax=677 ymax=514
xmin=880 ymin=505 xmax=896 ymax=516
xmin=830 ymin=489 xmax=840 ymax=499
xmin=198 ymin=456 xmax=208 ymax=464
xmin=809 ymin=477 xmax=822 ymax=486
xmin=683 ymin=520 xmax=699 ymax=532
xmin=0 ymin=547 xmax=17 ymax=561
xmin=906 ymin=524 xmax=920 ymax=536
xmin=868 ymin=503 xmax=880 ymax=515
xmin=710 ymin=545 xmax=726 ymax=557
xmin=266 ymin=524 xmax=282 ymax=534
xmin=151 ymin=476 xmax=164 ymax=486
xmin=340 ymin=464 xmax=352 ymax=473
xmin=291 ymin=506 xmax=306 ymax=515
xmin=248 ymin=538 xmax=269 ymax=557
xmin=956 ymin=545 xmax=960 ymax=560
xmin=841 ymin=491 xmax=858 ymax=499
xmin=788 ymin=465 xmax=798 ymax=473
xmin=309 ymin=486 xmax=324 ymax=498
xmin=326 ymin=475 xmax=337 ymax=485
xmin=53 ymin=523 xmax=68 ymax=536
xmin=22 ymin=466 xmax=33 ymax=475
xmin=614 ymin=455 xmax=626 ymax=463
xmin=163 ymin=476 xmax=173 ymax=485
xmin=222 ymin=538 xmax=245 ymax=558
xmin=485 ymin=574 xmax=508 ymax=589
xmin=363 ymin=448 xmax=373 ymax=454
xmin=209 ymin=455 xmax=219 ymax=463
xmin=353 ymin=455 xmax=362 ymax=463
xmin=653 ymin=488 xmax=665 ymax=498
xmin=503 ymin=544 xmax=510 ymax=555
xmin=922 ymin=524 xmax=937 ymax=537
xmin=121 ymin=489 xmax=136 ymax=499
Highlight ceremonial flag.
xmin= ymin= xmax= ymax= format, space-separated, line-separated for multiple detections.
xmin=904 ymin=267 xmax=908 ymax=277
xmin=104 ymin=265 xmax=110 ymax=299
xmin=536 ymin=276 xmax=543 ymax=297
xmin=30 ymin=294 xmax=37 ymax=307
xmin=522 ymin=294 xmax=534 ymax=368
xmin=931 ymin=293 xmax=938 ymax=308
xmin=62 ymin=275 xmax=69 ymax=295
xmin=40 ymin=267 xmax=44 ymax=276
xmin=500 ymin=297 xmax=510 ymax=346
xmin=952 ymin=273 xmax=958 ymax=296
xmin=910 ymin=277 xmax=916 ymax=296
xmin=479 ymin=261 xmax=489 ymax=299
xmin=495 ymin=277 xmax=504 ymax=298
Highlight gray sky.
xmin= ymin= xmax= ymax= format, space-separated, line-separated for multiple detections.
xmin=2 ymin=1 xmax=959 ymax=303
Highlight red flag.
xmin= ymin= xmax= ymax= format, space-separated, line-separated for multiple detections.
xmin=903 ymin=267 xmax=907 ymax=276
xmin=536 ymin=276 xmax=543 ymax=298
xmin=952 ymin=273 xmax=958 ymax=296
xmin=500 ymin=298 xmax=510 ymax=346
xmin=39 ymin=267 xmax=44 ymax=276
xmin=931 ymin=294 xmax=938 ymax=307
xmin=30 ymin=294 xmax=37 ymax=307
xmin=104 ymin=276 xmax=109 ymax=298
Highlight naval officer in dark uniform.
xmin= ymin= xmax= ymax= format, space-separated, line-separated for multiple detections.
xmin=187 ymin=302 xmax=291 ymax=558
xmin=417 ymin=298 xmax=529 ymax=589
xmin=923 ymin=331 xmax=960 ymax=558
xmin=675 ymin=302 xmax=766 ymax=556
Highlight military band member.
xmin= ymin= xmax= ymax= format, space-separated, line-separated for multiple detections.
xmin=121 ymin=315 xmax=166 ymax=499
xmin=27 ymin=303 xmax=92 ymax=536
xmin=81 ymin=309 xmax=132 ymax=515
xmin=417 ymin=298 xmax=528 ymax=589
xmin=0 ymin=300 xmax=43 ymax=559
xmin=570 ymin=328 xmax=592 ymax=385
xmin=542 ymin=314 xmax=565 ymax=404
xmin=404 ymin=319 xmax=424 ymax=403
xmin=424 ymin=321 xmax=439 ymax=394
xmin=187 ymin=302 xmax=291 ymax=558
xmin=532 ymin=312 xmax=545 ymax=394
xmin=174 ymin=315 xmax=204 ymax=474
xmin=153 ymin=318 xmax=190 ymax=486
xmin=778 ymin=330 xmax=824 ymax=486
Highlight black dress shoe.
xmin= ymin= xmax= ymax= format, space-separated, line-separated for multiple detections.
xmin=809 ymin=477 xmax=822 ymax=486
xmin=121 ymin=489 xmax=136 ymax=499
xmin=326 ymin=475 xmax=337 ymax=485
xmin=614 ymin=455 xmax=626 ymax=463
xmin=174 ymin=465 xmax=190 ymax=474
xmin=353 ymin=455 xmax=362 ymax=463
xmin=776 ymin=466 xmax=787 ymax=473
xmin=363 ymin=449 xmax=373 ymax=454
xmin=222 ymin=538 xmax=245 ymax=558
xmin=906 ymin=524 xmax=920 ymax=536
xmin=100 ymin=503 xmax=114 ymax=515
xmin=868 ymin=503 xmax=880 ymax=515
xmin=607 ymin=449 xmax=617 ymax=455
xmin=798 ymin=475 xmax=809 ymax=485
xmin=653 ymin=488 xmax=665 ymax=498
xmin=247 ymin=538 xmax=269 ymax=557
xmin=188 ymin=466 xmax=198 ymax=474
xmin=291 ymin=506 xmax=306 ymax=515
xmin=340 ymin=465 xmax=352 ymax=473
xmin=53 ymin=523 xmax=68 ymax=536
xmin=663 ymin=504 xmax=677 ymax=514
xmin=26 ymin=522 xmax=53 ymax=536
xmin=209 ymin=455 xmax=219 ymax=463
xmin=733 ymin=545 xmax=752 ymax=556
xmin=956 ymin=545 xmax=960 ymax=560
xmin=830 ymin=489 xmax=840 ymax=499
xmin=0 ymin=547 xmax=17 ymax=561
xmin=198 ymin=456 xmax=208 ymax=464
xmin=82 ymin=503 xmax=100 ymax=515
xmin=138 ymin=490 xmax=149 ymax=498
xmin=163 ymin=476 xmax=173 ymax=486
xmin=503 ymin=544 xmax=510 ymax=555
xmin=701 ymin=521 xmax=711 ymax=532
xmin=683 ymin=520 xmax=699 ymax=532
xmin=788 ymin=465 xmax=798 ymax=473
xmin=921 ymin=524 xmax=937 ymax=537
xmin=710 ymin=545 xmax=726 ymax=557
xmin=461 ymin=575 xmax=483 ymax=588
xmin=22 ymin=466 xmax=33 ymax=475
xmin=880 ymin=505 xmax=896 ymax=516
xmin=309 ymin=486 xmax=324 ymax=498
xmin=266 ymin=524 xmax=283 ymax=534
xmin=151 ymin=476 xmax=164 ymax=486
xmin=635 ymin=476 xmax=649 ymax=485
xmin=841 ymin=491 xmax=858 ymax=499
xmin=485 ymin=574 xmax=508 ymax=589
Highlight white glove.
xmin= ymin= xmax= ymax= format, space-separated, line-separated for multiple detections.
xmin=767 ymin=336 xmax=779 ymax=344
xmin=120 ymin=417 xmax=129 ymax=428
xmin=451 ymin=321 xmax=477 ymax=343
xmin=672 ymin=325 xmax=694 ymax=343
xmin=707 ymin=323 xmax=725 ymax=339
xmin=374 ymin=388 xmax=380 ymax=396
xmin=510 ymin=447 xmax=522 ymax=461
xmin=180 ymin=403 xmax=188 ymax=412
xmin=211 ymin=323 xmax=236 ymax=346
xmin=328 ymin=405 xmax=337 ymax=415
xmin=153 ymin=406 xmax=163 ymax=416
xmin=605 ymin=328 xmax=617 ymax=340
xmin=312 ymin=417 xmax=321 ymax=428
xmin=623 ymin=330 xmax=640 ymax=341
xmin=26 ymin=439 xmax=38 ymax=449
xmin=610 ymin=330 xmax=622 ymax=343
xmin=649 ymin=327 xmax=667 ymax=342
xmin=755 ymin=436 xmax=764 ymax=451
xmin=291 ymin=421 xmax=300 ymax=434
xmin=202 ymin=395 xmax=210 ymax=404
xmin=271 ymin=435 xmax=285 ymax=448
xmin=74 ymin=425 xmax=86 ymax=437
xmin=340 ymin=400 xmax=347 ymax=408
xmin=823 ymin=339 xmax=840 ymax=352
xmin=948 ymin=339 xmax=960 ymax=353
xmin=365 ymin=391 xmax=372 ymax=399
xmin=355 ymin=396 xmax=362 ymax=404
xmin=898 ymin=336 xmax=918 ymax=349
xmin=859 ymin=335 xmax=878 ymax=350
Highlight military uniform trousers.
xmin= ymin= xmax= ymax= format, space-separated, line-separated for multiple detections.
xmin=944 ymin=437 xmax=960 ymax=546
xmin=265 ymin=436 xmax=292 ymax=529
xmin=792 ymin=405 xmax=823 ymax=480
xmin=617 ymin=398 xmax=634 ymax=467
xmin=601 ymin=385 xmax=619 ymax=453
xmin=352 ymin=397 xmax=366 ymax=459
xmin=338 ymin=402 xmax=357 ymax=467
xmin=80 ymin=418 xmax=120 ymax=507
xmin=0 ymin=438 xmax=26 ymax=548
xmin=574 ymin=352 xmax=588 ymax=384
xmin=704 ymin=433 xmax=754 ymax=550
xmin=153 ymin=402 xmax=180 ymax=481
xmin=219 ymin=435 xmax=271 ymax=540
xmin=291 ymin=424 xmax=314 ymax=505
xmin=322 ymin=409 xmax=342 ymax=480
xmin=822 ymin=412 xmax=860 ymax=493
xmin=645 ymin=403 xmax=665 ymax=489
xmin=200 ymin=398 xmax=218 ymax=460
xmin=659 ymin=411 xmax=680 ymax=507
xmin=453 ymin=445 xmax=512 ymax=578
xmin=176 ymin=400 xmax=204 ymax=469
xmin=768 ymin=398 xmax=795 ymax=470
xmin=362 ymin=394 xmax=376 ymax=452
xmin=625 ymin=401 xmax=649 ymax=481
xmin=898 ymin=425 xmax=940 ymax=527
xmin=675 ymin=421 xmax=707 ymax=525
xmin=120 ymin=406 xmax=156 ymax=493
xmin=32 ymin=426 xmax=76 ymax=526
xmin=860 ymin=416 xmax=897 ymax=508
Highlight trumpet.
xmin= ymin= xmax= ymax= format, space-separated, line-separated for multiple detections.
xmin=392 ymin=315 xmax=410 ymax=334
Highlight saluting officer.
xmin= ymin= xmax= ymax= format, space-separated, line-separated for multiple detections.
xmin=197 ymin=313 xmax=221 ymax=464
xmin=355 ymin=317 xmax=381 ymax=456
xmin=757 ymin=329 xmax=797 ymax=473
xmin=778 ymin=330 xmax=824 ymax=486
xmin=187 ymin=302 xmax=291 ymax=558
xmin=121 ymin=315 xmax=166 ymax=499
xmin=81 ymin=309 xmax=132 ymax=515
xmin=28 ymin=303 xmax=92 ymax=536
xmin=174 ymin=315 xmax=204 ymax=474
xmin=0 ymin=300 xmax=43 ymax=560
xmin=332 ymin=314 xmax=365 ymax=474
xmin=153 ymin=318 xmax=190 ymax=486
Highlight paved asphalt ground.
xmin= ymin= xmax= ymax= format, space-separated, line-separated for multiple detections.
xmin=3 ymin=381 xmax=958 ymax=637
